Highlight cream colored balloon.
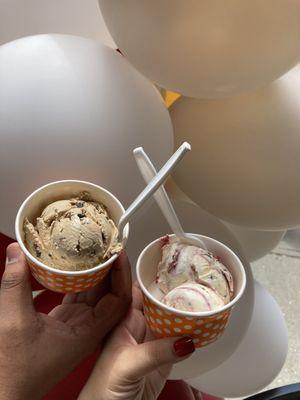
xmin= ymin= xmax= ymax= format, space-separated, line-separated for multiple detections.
xmin=172 ymin=66 xmax=300 ymax=230
xmin=0 ymin=0 xmax=115 ymax=47
xmin=166 ymin=180 xmax=286 ymax=260
xmin=0 ymin=34 xmax=173 ymax=237
xmin=127 ymin=199 xmax=254 ymax=378
xmin=187 ymin=281 xmax=288 ymax=398
xmin=225 ymin=224 xmax=285 ymax=262
xmin=165 ymin=178 xmax=195 ymax=205
xmin=99 ymin=0 xmax=300 ymax=98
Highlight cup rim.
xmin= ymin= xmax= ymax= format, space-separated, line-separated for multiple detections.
xmin=15 ymin=179 xmax=129 ymax=276
xmin=136 ymin=234 xmax=247 ymax=317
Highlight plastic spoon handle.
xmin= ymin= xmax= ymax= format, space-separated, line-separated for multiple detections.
xmin=134 ymin=147 xmax=207 ymax=250
xmin=118 ymin=142 xmax=191 ymax=234
xmin=133 ymin=147 xmax=186 ymax=239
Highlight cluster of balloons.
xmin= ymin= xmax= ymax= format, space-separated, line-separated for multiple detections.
xmin=99 ymin=0 xmax=300 ymax=233
xmin=0 ymin=1 xmax=296 ymax=397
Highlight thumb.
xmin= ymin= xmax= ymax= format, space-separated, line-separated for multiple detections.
xmin=0 ymin=243 xmax=34 ymax=317
xmin=119 ymin=336 xmax=195 ymax=381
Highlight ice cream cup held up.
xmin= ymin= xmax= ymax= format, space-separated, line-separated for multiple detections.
xmin=15 ymin=180 xmax=129 ymax=293
xmin=136 ymin=234 xmax=246 ymax=349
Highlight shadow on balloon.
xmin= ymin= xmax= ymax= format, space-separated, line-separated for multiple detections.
xmin=166 ymin=179 xmax=286 ymax=262
xmin=224 ymin=224 xmax=286 ymax=262
xmin=186 ymin=281 xmax=288 ymax=399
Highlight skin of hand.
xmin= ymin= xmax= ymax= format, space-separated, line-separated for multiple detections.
xmin=79 ymin=283 xmax=195 ymax=400
xmin=0 ymin=243 xmax=132 ymax=400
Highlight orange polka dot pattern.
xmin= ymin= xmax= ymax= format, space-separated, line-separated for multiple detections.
xmin=26 ymin=257 xmax=111 ymax=293
xmin=143 ymin=295 xmax=231 ymax=348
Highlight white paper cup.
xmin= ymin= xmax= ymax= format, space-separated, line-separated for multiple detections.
xmin=15 ymin=180 xmax=129 ymax=293
xmin=137 ymin=234 xmax=246 ymax=348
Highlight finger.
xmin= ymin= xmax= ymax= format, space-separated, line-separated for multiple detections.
xmin=122 ymin=308 xmax=146 ymax=343
xmin=62 ymin=274 xmax=110 ymax=305
xmin=92 ymin=292 xmax=131 ymax=337
xmin=109 ymin=250 xmax=132 ymax=299
xmin=90 ymin=252 xmax=132 ymax=334
xmin=105 ymin=307 xmax=146 ymax=348
xmin=116 ymin=336 xmax=195 ymax=381
xmin=49 ymin=303 xmax=91 ymax=323
xmin=70 ymin=275 xmax=110 ymax=306
xmin=48 ymin=303 xmax=74 ymax=321
xmin=62 ymin=292 xmax=78 ymax=304
xmin=68 ymin=252 xmax=132 ymax=340
xmin=94 ymin=251 xmax=132 ymax=316
xmin=133 ymin=280 xmax=140 ymax=289
xmin=77 ymin=275 xmax=109 ymax=306
xmin=132 ymin=283 xmax=143 ymax=311
xmin=144 ymin=324 xmax=156 ymax=342
xmin=0 ymin=244 xmax=35 ymax=318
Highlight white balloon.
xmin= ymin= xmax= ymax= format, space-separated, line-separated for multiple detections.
xmin=0 ymin=35 xmax=173 ymax=237
xmin=225 ymin=224 xmax=285 ymax=262
xmin=172 ymin=67 xmax=300 ymax=230
xmin=0 ymin=0 xmax=116 ymax=47
xmin=165 ymin=177 xmax=196 ymax=206
xmin=166 ymin=180 xmax=286 ymax=261
xmin=187 ymin=281 xmax=288 ymax=398
xmin=99 ymin=0 xmax=300 ymax=98
xmin=127 ymin=199 xmax=254 ymax=378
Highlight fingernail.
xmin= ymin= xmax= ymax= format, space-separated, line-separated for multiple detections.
xmin=173 ymin=336 xmax=195 ymax=357
xmin=6 ymin=245 xmax=21 ymax=265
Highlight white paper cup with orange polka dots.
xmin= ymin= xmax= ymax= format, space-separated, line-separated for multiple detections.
xmin=136 ymin=234 xmax=246 ymax=349
xmin=15 ymin=180 xmax=129 ymax=293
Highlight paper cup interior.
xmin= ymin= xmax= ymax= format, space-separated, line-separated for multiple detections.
xmin=16 ymin=180 xmax=128 ymax=272
xmin=138 ymin=234 xmax=246 ymax=313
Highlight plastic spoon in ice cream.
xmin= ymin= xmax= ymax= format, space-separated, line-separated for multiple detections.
xmin=133 ymin=146 xmax=207 ymax=250
xmin=118 ymin=142 xmax=191 ymax=236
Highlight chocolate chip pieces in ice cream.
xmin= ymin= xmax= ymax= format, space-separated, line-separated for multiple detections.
xmin=24 ymin=192 xmax=122 ymax=271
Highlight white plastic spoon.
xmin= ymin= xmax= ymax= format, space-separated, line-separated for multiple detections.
xmin=133 ymin=146 xmax=207 ymax=250
xmin=118 ymin=142 xmax=191 ymax=236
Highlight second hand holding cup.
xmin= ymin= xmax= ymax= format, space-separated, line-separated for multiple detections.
xmin=133 ymin=146 xmax=207 ymax=249
xmin=118 ymin=142 xmax=191 ymax=236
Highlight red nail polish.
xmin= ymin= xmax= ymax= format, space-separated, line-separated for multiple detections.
xmin=173 ymin=337 xmax=195 ymax=357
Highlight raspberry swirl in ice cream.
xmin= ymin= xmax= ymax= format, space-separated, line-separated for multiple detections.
xmin=163 ymin=282 xmax=225 ymax=312
xmin=149 ymin=236 xmax=234 ymax=312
